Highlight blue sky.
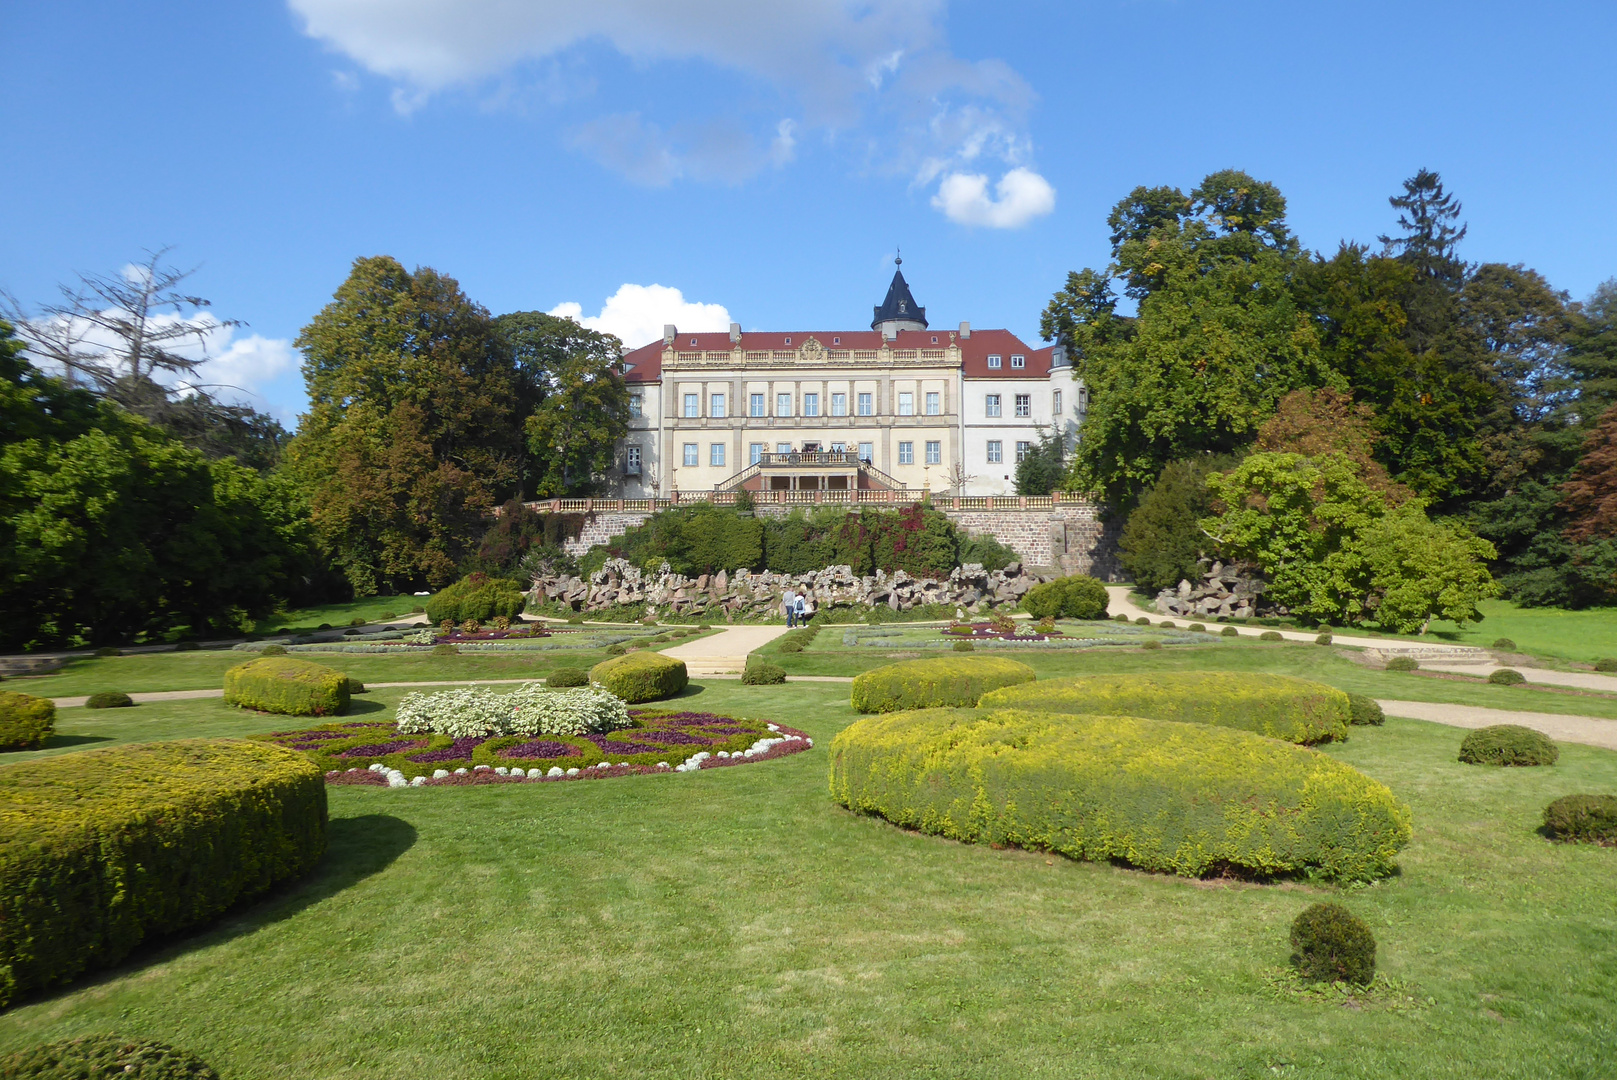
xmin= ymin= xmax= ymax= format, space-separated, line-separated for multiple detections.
xmin=4 ymin=1 xmax=1615 ymax=427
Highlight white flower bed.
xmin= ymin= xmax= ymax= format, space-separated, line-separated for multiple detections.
xmin=393 ymin=683 xmax=631 ymax=738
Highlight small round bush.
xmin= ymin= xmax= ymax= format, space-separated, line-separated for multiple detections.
xmin=349 ymin=617 xmax=366 ymax=627
xmin=1347 ymin=693 xmax=1385 ymax=726
xmin=953 ymin=639 xmax=975 ymax=652
xmin=1187 ymin=623 xmax=1205 ymax=633
xmin=1488 ymin=668 xmax=1526 ymax=686
xmin=698 ymin=624 xmax=713 ymax=631
xmin=85 ymin=691 xmax=134 ymax=709
xmin=1595 ymin=658 xmax=1617 ymax=673
xmin=94 ymin=647 xmax=122 ymax=658
xmin=1159 ymin=620 xmax=1175 ymax=628
xmin=1221 ymin=626 xmax=1239 ymax=638
xmin=1459 ymin=724 xmax=1559 ymax=767
xmin=742 ymin=661 xmax=787 ymax=685
xmin=1492 ymin=637 xmax=1517 ymax=651
xmin=260 ymin=643 xmax=288 ymax=656
xmin=1022 ymin=574 xmax=1108 ymax=619
xmin=433 ymin=642 xmax=459 ymax=656
xmin=1114 ymin=613 xmax=1130 ymax=623
xmin=1315 ymin=633 xmax=1333 ymax=646
xmin=381 ymin=610 xmax=397 ymax=619
xmin=1135 ymin=617 xmax=1150 ymax=626
xmin=1290 ymin=903 xmax=1376 ymax=986
xmin=603 ymin=642 xmax=627 ymax=656
xmin=411 ymin=605 xmax=426 ymax=614
xmin=1141 ymin=640 xmax=1163 ymax=651
xmin=547 ymin=667 xmax=590 ymax=688
xmin=343 ymin=676 xmax=366 ymax=694
xmin=1385 ymin=656 xmax=1419 ymax=672
xmin=343 ymin=628 xmax=361 ymax=636
xmin=1542 ymin=794 xmax=1617 ymax=844
xmin=0 ymin=1034 xmax=220 ymax=1079
xmin=318 ymin=623 xmax=332 ymax=630
xmin=778 ymin=640 xmax=804 ymax=654
xmin=1259 ymin=630 xmax=1284 ymax=642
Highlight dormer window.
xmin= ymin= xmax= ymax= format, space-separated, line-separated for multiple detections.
xmin=930 ymin=335 xmax=938 ymax=343
xmin=690 ymin=338 xmax=698 ymax=346
xmin=833 ymin=336 xmax=840 ymax=344
xmin=988 ymin=354 xmax=1002 ymax=369
xmin=784 ymin=337 xmax=792 ymax=345
xmin=1011 ymin=354 xmax=1025 ymax=369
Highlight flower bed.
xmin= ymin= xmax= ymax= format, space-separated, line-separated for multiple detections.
xmin=257 ymin=708 xmax=812 ymax=783
xmin=940 ymin=621 xmax=1062 ymax=642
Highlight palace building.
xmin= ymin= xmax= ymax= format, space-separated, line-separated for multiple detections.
xmin=614 ymin=263 xmax=1086 ymax=498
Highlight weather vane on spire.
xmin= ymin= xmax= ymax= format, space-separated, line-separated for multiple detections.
xmin=895 ymin=246 xmax=901 ymax=267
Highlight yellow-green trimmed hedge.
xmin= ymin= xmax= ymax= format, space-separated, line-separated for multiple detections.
xmin=589 ymin=650 xmax=688 ymax=703
xmin=224 ymin=656 xmax=350 ymax=716
xmin=978 ymin=671 xmax=1350 ymax=744
xmin=829 ymin=708 xmax=1411 ymax=881
xmin=0 ymin=739 xmax=327 ymax=1008
xmin=850 ymin=656 xmax=1036 ymax=713
xmin=0 ymin=692 xmax=55 ymax=751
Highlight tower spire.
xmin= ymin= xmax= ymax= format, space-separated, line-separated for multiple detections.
xmin=872 ymin=257 xmax=927 ymax=338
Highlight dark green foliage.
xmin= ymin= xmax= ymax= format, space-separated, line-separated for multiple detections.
xmin=93 ymin=647 xmax=121 ymax=658
xmin=1488 ymin=668 xmax=1527 ymax=685
xmin=424 ymin=573 xmax=527 ymax=624
xmin=1291 ymin=903 xmax=1376 ymax=985
xmin=343 ymin=677 xmax=366 ymax=694
xmin=0 ymin=691 xmax=55 ymax=750
xmin=1459 ymin=724 xmax=1558 ymax=766
xmin=1315 ymin=633 xmax=1333 ymax=645
xmin=1135 ymin=617 xmax=1150 ymax=626
xmin=1386 ymin=656 xmax=1419 ymax=671
xmin=1259 ymin=631 xmax=1284 ymax=642
xmin=1492 ymin=637 xmax=1518 ymax=650
xmin=0 ymin=1034 xmax=220 ymax=1078
xmin=85 ymin=692 xmax=133 ymax=709
xmin=1013 ymin=428 xmax=1067 ymax=496
xmin=465 ymin=499 xmax=584 ymax=578
xmin=602 ymin=643 xmax=626 ymax=657
xmin=1188 ymin=623 xmax=1205 ymax=632
xmin=1595 ymin=658 xmax=1617 ymax=672
xmin=546 ymin=667 xmax=590 ymax=688
xmin=589 ymin=651 xmax=688 ymax=703
xmin=1542 ymin=794 xmax=1617 ymax=844
xmin=741 ymin=661 xmax=787 ymax=685
xmin=772 ymin=625 xmax=820 ymax=654
xmin=0 ymin=739 xmax=327 ymax=1008
xmin=1022 ymin=575 xmax=1109 ymax=620
xmin=1347 ymin=693 xmax=1385 ymax=726
xmin=223 ymin=657 xmax=350 ymax=717
xmin=850 ymin=656 xmax=1036 ymax=713
xmin=952 ymin=640 xmax=975 ymax=652
xmin=1159 ymin=621 xmax=1175 ymax=628
xmin=1118 ymin=457 xmax=1237 ymax=592
xmin=1221 ymin=626 xmax=1239 ymax=637
xmin=260 ymin=644 xmax=288 ymax=656
xmin=1141 ymin=640 xmax=1163 ymax=650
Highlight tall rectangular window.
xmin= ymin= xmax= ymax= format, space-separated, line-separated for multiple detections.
xmin=898 ymin=441 xmax=915 ymax=465
xmin=708 ymin=393 xmax=724 ymax=418
xmin=925 ymin=440 xmax=941 ymax=465
xmin=831 ymin=441 xmax=846 ymax=453
xmin=1016 ymin=440 xmax=1031 ymax=463
xmin=858 ymin=441 xmax=874 ymax=462
xmin=987 ymin=440 xmax=1003 ymax=464
xmin=1010 ymin=354 xmax=1026 ymax=369
xmin=831 ymin=392 xmax=847 ymax=416
xmin=626 ymin=445 xmax=641 ymax=473
xmin=629 ymin=394 xmax=643 ymax=418
xmin=987 ymin=354 xmax=1002 ymax=369
xmin=985 ymin=394 xmax=1001 ymax=418
xmin=749 ymin=443 xmax=764 ymax=465
xmin=776 ymin=393 xmax=792 ymax=416
xmin=1015 ymin=393 xmax=1031 ymax=418
xmin=750 ymin=393 xmax=765 ymax=417
xmin=683 ymin=443 xmax=698 ymax=466
xmin=857 ymin=392 xmax=873 ymax=416
xmin=710 ymin=443 xmax=725 ymax=467
xmin=803 ymin=392 xmax=820 ymax=417
xmin=925 ymin=391 xmax=940 ymax=415
xmin=683 ymin=393 xmax=699 ymax=418
xmin=898 ymin=392 xmax=914 ymax=416
xmin=1052 ymin=390 xmax=1063 ymax=416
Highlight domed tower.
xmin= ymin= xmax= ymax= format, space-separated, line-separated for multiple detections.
xmin=871 ymin=256 xmax=927 ymax=339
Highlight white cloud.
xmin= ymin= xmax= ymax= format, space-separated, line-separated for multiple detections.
xmin=550 ymin=284 xmax=731 ymax=349
xmin=931 ymin=167 xmax=1055 ymax=229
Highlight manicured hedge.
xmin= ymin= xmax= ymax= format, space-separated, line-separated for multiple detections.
xmin=223 ymin=656 xmax=350 ymax=717
xmin=546 ymin=667 xmax=590 ymax=688
xmin=0 ymin=739 xmax=327 ymax=1008
xmin=1021 ymin=575 xmax=1109 ymax=620
xmin=850 ymin=656 xmax=1036 ymax=713
xmin=0 ymin=1034 xmax=219 ymax=1078
xmin=1346 ymin=693 xmax=1385 ymax=726
xmin=589 ymin=650 xmax=689 ymax=703
xmin=424 ymin=573 xmax=527 ymax=624
xmin=0 ymin=691 xmax=55 ymax=751
xmin=829 ymin=708 xmax=1412 ymax=881
xmin=86 ymin=691 xmax=135 ymax=709
xmin=1542 ymin=794 xmax=1617 ymax=844
xmin=978 ymin=671 xmax=1350 ymax=745
xmin=1459 ymin=724 xmax=1558 ymax=766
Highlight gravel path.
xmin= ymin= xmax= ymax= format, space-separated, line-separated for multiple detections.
xmin=1377 ymin=699 xmax=1617 ymax=751
xmin=659 ymin=624 xmax=793 ymax=675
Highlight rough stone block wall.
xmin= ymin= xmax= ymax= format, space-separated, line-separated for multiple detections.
xmin=564 ymin=512 xmax=653 ymax=557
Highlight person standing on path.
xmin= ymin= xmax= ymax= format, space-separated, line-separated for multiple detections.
xmin=782 ymin=588 xmax=798 ymax=628
xmin=797 ymin=592 xmax=811 ymax=626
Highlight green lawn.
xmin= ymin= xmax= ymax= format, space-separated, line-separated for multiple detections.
xmin=253 ymin=595 xmax=428 ymax=633
xmin=0 ymin=677 xmax=1613 ymax=1078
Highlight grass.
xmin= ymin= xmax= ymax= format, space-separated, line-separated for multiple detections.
xmin=0 ymin=677 xmax=1613 ymax=1078
xmin=253 ymin=595 xmax=427 ymax=634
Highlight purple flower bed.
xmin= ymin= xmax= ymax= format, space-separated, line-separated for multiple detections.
xmin=409 ymin=736 xmax=491 ymax=763
xmin=498 ymin=739 xmax=581 ymax=759
xmin=340 ymin=738 xmax=428 ymax=757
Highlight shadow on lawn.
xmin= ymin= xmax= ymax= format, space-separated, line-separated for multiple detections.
xmin=41 ymin=734 xmax=113 ymax=749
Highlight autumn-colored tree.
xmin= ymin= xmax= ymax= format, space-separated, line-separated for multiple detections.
xmin=288 ymin=257 xmax=521 ymax=595
xmin=1256 ymin=388 xmax=1404 ymax=498
xmin=1561 ymin=404 xmax=1617 ymax=544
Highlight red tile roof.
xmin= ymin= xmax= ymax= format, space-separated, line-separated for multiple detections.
xmin=619 ymin=328 xmax=1051 ymax=383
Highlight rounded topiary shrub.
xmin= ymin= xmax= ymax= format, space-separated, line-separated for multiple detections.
xmin=1488 ymin=668 xmax=1527 ymax=686
xmin=1114 ymin=613 xmax=1130 ymax=623
xmin=85 ymin=692 xmax=134 ymax=710
xmin=0 ymin=1034 xmax=220 ymax=1079
xmin=1134 ymin=617 xmax=1150 ymax=626
xmin=1159 ymin=620 xmax=1175 ymax=628
xmin=0 ymin=739 xmax=327 ymax=1008
xmin=260 ymin=643 xmax=288 ymax=656
xmin=1290 ymin=903 xmax=1376 ymax=985
xmin=980 ymin=671 xmax=1351 ymax=744
xmin=223 ymin=657 xmax=350 ymax=717
xmin=433 ymin=642 xmax=459 ymax=655
xmin=1492 ymin=637 xmax=1518 ymax=651
xmin=0 ymin=691 xmax=55 ymax=751
xmin=547 ymin=667 xmax=590 ymax=688
xmin=1594 ymin=658 xmax=1617 ymax=673
xmin=590 ymin=651 xmax=689 ymax=703
xmin=1021 ymin=575 xmax=1109 ymax=620
xmin=1221 ymin=626 xmax=1239 ymax=638
xmin=1459 ymin=724 xmax=1559 ymax=767
xmin=1385 ymin=656 xmax=1419 ymax=672
xmin=1347 ymin=692 xmax=1385 ymax=726
xmin=1141 ymin=640 xmax=1163 ymax=650
xmin=603 ymin=642 xmax=627 ymax=657
xmin=424 ymin=573 xmax=527 ymax=625
xmin=1259 ymin=630 xmax=1284 ymax=642
xmin=830 ymin=709 xmax=1412 ymax=882
xmin=952 ymin=639 xmax=975 ymax=652
xmin=1542 ymin=794 xmax=1617 ymax=844
xmin=742 ymin=661 xmax=787 ymax=685
xmin=850 ymin=656 xmax=1036 ymax=714
xmin=1316 ymin=633 xmax=1333 ymax=646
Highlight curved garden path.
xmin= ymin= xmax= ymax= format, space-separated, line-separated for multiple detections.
xmin=658 ymin=623 xmax=792 ymax=675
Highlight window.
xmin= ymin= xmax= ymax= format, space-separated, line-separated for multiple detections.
xmin=625 ymin=446 xmax=641 ymax=473
xmin=987 ymin=354 xmax=1002 ymax=369
xmin=1015 ymin=393 xmax=1031 ymax=418
xmin=710 ymin=393 xmax=726 ymax=418
xmin=776 ymin=442 xmax=792 ymax=454
xmin=1016 ymin=440 xmax=1031 ymax=463
xmin=925 ymin=391 xmax=940 ymax=415
xmin=1011 ymin=354 xmax=1026 ymax=369
xmin=749 ymin=443 xmax=764 ymax=465
xmin=898 ymin=392 xmax=914 ymax=416
xmin=925 ymin=440 xmax=941 ymax=465
xmin=985 ymin=394 xmax=1002 ymax=418
xmin=987 ymin=440 xmax=1003 ymax=464
xmin=683 ymin=443 xmax=698 ymax=467
xmin=1053 ymin=390 xmax=1063 ymax=416
xmin=803 ymin=392 xmax=820 ymax=417
xmin=898 ymin=441 xmax=914 ymax=465
xmin=858 ymin=441 xmax=874 ymax=462
xmin=833 ymin=336 xmax=841 ymax=345
xmin=683 ymin=393 xmax=699 ymax=418
xmin=783 ymin=337 xmax=791 ymax=345
xmin=857 ymin=392 xmax=873 ymax=416
xmin=831 ymin=441 xmax=846 ymax=453
xmin=750 ymin=393 xmax=765 ymax=417
xmin=710 ymin=443 xmax=725 ymax=467
xmin=776 ymin=393 xmax=792 ymax=416
xmin=629 ymin=394 xmax=642 ymax=418
xmin=831 ymin=392 xmax=847 ymax=417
